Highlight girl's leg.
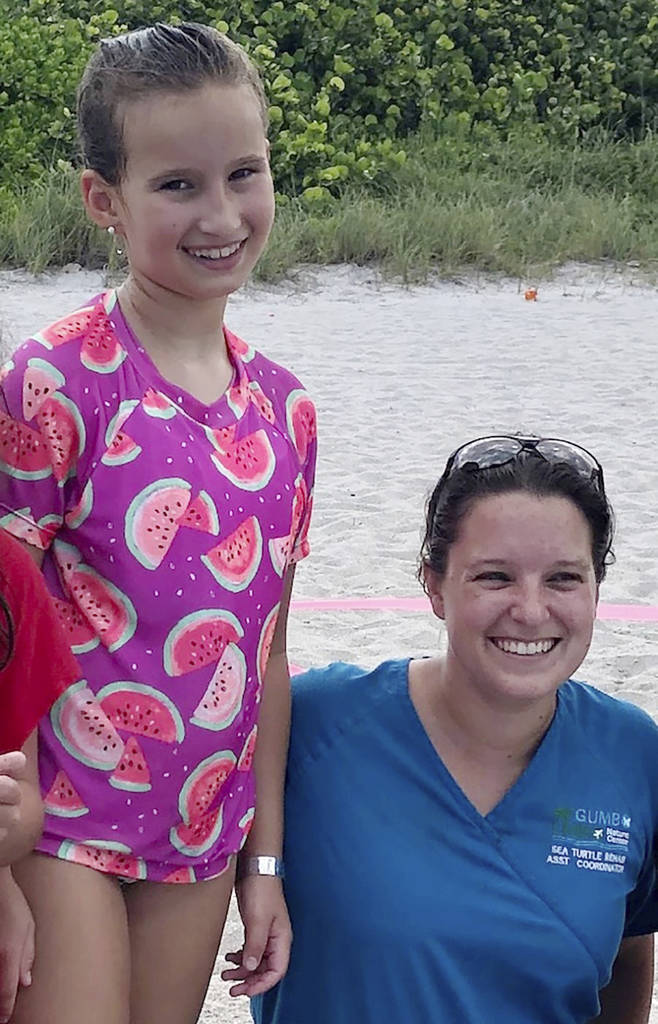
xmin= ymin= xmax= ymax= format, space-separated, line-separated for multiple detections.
xmin=124 ymin=863 xmax=235 ymax=1024
xmin=12 ymin=852 xmax=131 ymax=1024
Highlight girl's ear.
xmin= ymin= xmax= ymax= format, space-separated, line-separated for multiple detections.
xmin=81 ymin=170 xmax=122 ymax=231
xmin=423 ymin=566 xmax=446 ymax=621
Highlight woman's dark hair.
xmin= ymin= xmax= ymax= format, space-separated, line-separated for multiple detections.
xmin=77 ymin=21 xmax=269 ymax=185
xmin=419 ymin=452 xmax=615 ymax=587
xmin=0 ymin=585 xmax=14 ymax=671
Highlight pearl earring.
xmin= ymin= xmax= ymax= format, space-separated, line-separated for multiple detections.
xmin=107 ymin=224 xmax=123 ymax=256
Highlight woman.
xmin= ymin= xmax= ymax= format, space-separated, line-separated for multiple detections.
xmin=245 ymin=436 xmax=658 ymax=1023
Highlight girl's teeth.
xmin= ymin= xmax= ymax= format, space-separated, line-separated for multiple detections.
xmin=494 ymin=638 xmax=556 ymax=655
xmin=188 ymin=242 xmax=242 ymax=260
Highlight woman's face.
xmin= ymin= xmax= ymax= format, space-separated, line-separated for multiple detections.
xmin=427 ymin=491 xmax=598 ymax=709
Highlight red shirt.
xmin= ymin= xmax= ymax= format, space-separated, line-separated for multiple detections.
xmin=0 ymin=530 xmax=80 ymax=752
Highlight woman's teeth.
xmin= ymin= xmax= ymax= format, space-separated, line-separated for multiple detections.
xmin=492 ymin=638 xmax=558 ymax=656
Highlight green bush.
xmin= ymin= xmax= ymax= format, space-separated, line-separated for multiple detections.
xmin=1 ymin=0 xmax=657 ymax=197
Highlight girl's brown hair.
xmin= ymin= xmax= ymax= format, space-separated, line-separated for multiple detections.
xmin=77 ymin=22 xmax=269 ymax=185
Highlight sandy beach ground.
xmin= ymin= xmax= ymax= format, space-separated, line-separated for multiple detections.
xmin=1 ymin=263 xmax=657 ymax=1021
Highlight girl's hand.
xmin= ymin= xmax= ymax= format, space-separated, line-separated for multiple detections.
xmin=0 ymin=867 xmax=35 ymax=1023
xmin=0 ymin=752 xmax=27 ymax=849
xmin=222 ymin=875 xmax=292 ymax=997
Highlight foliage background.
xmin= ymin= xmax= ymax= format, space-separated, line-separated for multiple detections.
xmin=2 ymin=0 xmax=657 ymax=200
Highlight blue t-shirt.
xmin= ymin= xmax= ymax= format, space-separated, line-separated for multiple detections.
xmin=253 ymin=659 xmax=658 ymax=1024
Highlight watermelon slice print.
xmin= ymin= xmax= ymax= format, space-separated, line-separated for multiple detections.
xmin=102 ymin=400 xmax=141 ymax=467
xmin=0 ymin=411 xmax=52 ymax=481
xmin=142 ymin=388 xmax=177 ymax=420
xmin=22 ymin=358 xmax=65 ymax=420
xmin=238 ymin=806 xmax=255 ymax=848
xmin=53 ymin=598 xmax=100 ymax=655
xmin=257 ymin=604 xmax=280 ymax=685
xmin=44 ymin=770 xmax=88 ymax=818
xmin=268 ymin=535 xmax=290 ymax=578
xmin=33 ymin=305 xmax=95 ymax=349
xmin=125 ymin=478 xmax=192 ymax=570
xmin=248 ymin=381 xmax=276 ymax=424
xmin=80 ymin=308 xmax=126 ymax=374
xmin=163 ymin=866 xmax=196 ymax=883
xmin=170 ymin=808 xmax=223 ymax=857
xmin=227 ymin=381 xmax=250 ymax=418
xmin=65 ymin=479 xmax=94 ymax=530
xmin=164 ymin=609 xmax=243 ymax=677
xmin=58 ymin=839 xmax=147 ymax=880
xmin=96 ymin=681 xmax=185 ymax=743
xmin=180 ymin=491 xmax=220 ymax=535
xmin=51 ymin=680 xmax=124 ymax=771
xmin=0 ymin=508 xmax=61 ymax=550
xmin=178 ymin=750 xmax=236 ymax=822
xmin=237 ymin=725 xmax=257 ymax=772
xmin=54 ymin=539 xmax=137 ymax=652
xmin=36 ymin=393 xmax=86 ymax=484
xmin=207 ymin=424 xmax=276 ymax=491
xmin=201 ymin=516 xmax=262 ymax=592
xmin=190 ymin=644 xmax=246 ymax=731
xmin=0 ymin=360 xmax=15 ymax=383
xmin=226 ymin=331 xmax=255 ymax=363
xmin=109 ymin=736 xmax=151 ymax=793
xmin=286 ymin=389 xmax=316 ymax=463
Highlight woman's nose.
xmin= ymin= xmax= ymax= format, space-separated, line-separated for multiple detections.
xmin=509 ymin=585 xmax=550 ymax=626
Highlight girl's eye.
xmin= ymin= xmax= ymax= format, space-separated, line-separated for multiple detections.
xmin=160 ymin=179 xmax=193 ymax=192
xmin=230 ymin=167 xmax=256 ymax=181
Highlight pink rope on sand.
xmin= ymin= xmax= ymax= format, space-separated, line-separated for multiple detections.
xmin=291 ymin=596 xmax=658 ymax=622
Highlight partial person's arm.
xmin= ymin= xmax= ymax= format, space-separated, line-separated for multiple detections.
xmin=0 ymin=729 xmax=43 ymax=1021
xmin=224 ymin=566 xmax=295 ymax=997
xmin=0 ymin=732 xmax=44 ymax=867
xmin=591 ymin=934 xmax=654 ymax=1023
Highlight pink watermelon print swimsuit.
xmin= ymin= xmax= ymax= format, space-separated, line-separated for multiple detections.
xmin=0 ymin=290 xmax=316 ymax=882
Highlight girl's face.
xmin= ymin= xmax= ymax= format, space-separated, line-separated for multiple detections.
xmin=97 ymin=82 xmax=275 ymax=303
xmin=427 ymin=492 xmax=598 ymax=710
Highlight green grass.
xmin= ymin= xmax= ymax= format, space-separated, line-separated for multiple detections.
xmin=2 ymin=129 xmax=657 ymax=280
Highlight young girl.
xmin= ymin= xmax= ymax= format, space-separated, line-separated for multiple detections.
xmin=0 ymin=22 xmax=316 ymax=1024
xmin=0 ymin=529 xmax=81 ymax=1023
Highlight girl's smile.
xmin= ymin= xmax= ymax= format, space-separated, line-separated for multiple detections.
xmin=90 ymin=82 xmax=275 ymax=308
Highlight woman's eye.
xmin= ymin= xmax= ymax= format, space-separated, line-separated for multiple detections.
xmin=474 ymin=571 xmax=510 ymax=583
xmin=549 ymin=573 xmax=582 ymax=586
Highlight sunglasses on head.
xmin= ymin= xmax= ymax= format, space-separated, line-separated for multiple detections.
xmin=443 ymin=435 xmax=605 ymax=492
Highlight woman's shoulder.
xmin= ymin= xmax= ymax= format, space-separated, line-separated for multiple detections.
xmin=291 ymin=659 xmax=409 ymax=724
xmin=561 ymin=678 xmax=658 ymax=748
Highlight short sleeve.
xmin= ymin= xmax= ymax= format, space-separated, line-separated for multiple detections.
xmin=624 ymin=845 xmax=658 ymax=936
xmin=0 ymin=343 xmax=88 ymax=549
xmin=288 ymin=396 xmax=317 ymax=565
xmin=0 ymin=530 xmax=80 ymax=752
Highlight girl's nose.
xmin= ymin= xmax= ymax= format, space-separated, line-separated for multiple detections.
xmin=198 ymin=186 xmax=243 ymax=237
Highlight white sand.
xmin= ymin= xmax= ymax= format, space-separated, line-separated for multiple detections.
xmin=1 ymin=263 xmax=657 ymax=1022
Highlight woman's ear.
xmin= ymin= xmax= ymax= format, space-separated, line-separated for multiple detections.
xmin=423 ymin=566 xmax=445 ymax=621
xmin=80 ymin=169 xmax=122 ymax=231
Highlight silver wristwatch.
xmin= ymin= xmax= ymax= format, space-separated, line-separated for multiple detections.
xmin=237 ymin=855 xmax=285 ymax=879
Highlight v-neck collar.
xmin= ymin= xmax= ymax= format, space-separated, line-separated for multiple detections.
xmin=398 ymin=658 xmax=565 ymax=833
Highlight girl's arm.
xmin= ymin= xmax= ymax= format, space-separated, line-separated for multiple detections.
xmin=591 ymin=934 xmax=654 ymax=1023
xmin=224 ymin=567 xmax=295 ymax=997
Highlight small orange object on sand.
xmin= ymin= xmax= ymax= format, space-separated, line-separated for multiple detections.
xmin=524 ymin=287 xmax=538 ymax=301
